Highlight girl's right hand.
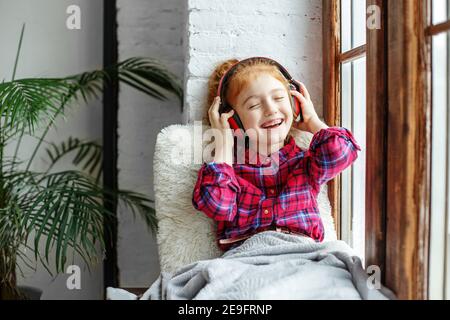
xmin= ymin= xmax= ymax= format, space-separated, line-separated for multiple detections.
xmin=208 ymin=96 xmax=235 ymax=165
xmin=208 ymin=96 xmax=235 ymax=131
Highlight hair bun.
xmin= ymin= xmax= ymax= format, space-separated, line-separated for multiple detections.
xmin=207 ymin=59 xmax=239 ymax=107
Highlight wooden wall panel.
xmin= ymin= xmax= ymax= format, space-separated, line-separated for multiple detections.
xmin=385 ymin=0 xmax=431 ymax=300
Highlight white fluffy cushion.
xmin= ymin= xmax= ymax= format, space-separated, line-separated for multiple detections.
xmin=153 ymin=124 xmax=337 ymax=273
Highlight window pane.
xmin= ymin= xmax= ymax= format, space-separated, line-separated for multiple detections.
xmin=432 ymin=0 xmax=450 ymax=25
xmin=341 ymin=0 xmax=367 ymax=53
xmin=341 ymin=61 xmax=352 ymax=244
xmin=352 ymin=0 xmax=367 ymax=49
xmin=341 ymin=57 xmax=366 ymax=264
xmin=341 ymin=0 xmax=352 ymax=52
xmin=429 ymin=31 xmax=450 ymax=300
xmin=352 ymin=57 xmax=366 ymax=264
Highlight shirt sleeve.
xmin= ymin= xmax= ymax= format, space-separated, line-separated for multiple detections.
xmin=192 ymin=162 xmax=241 ymax=222
xmin=305 ymin=127 xmax=362 ymax=190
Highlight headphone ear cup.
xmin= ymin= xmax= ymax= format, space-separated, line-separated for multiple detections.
xmin=228 ymin=112 xmax=245 ymax=132
xmin=234 ymin=113 xmax=245 ymax=131
xmin=290 ymin=95 xmax=302 ymax=122
xmin=288 ymin=81 xmax=303 ymax=122
xmin=228 ymin=114 xmax=239 ymax=131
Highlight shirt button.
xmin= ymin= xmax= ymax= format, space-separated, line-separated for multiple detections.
xmin=269 ymin=189 xmax=275 ymax=195
xmin=264 ymin=209 xmax=270 ymax=215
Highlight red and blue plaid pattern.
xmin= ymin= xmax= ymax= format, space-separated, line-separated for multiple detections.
xmin=192 ymin=127 xmax=362 ymax=251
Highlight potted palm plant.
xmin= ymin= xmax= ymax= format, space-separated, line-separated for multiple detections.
xmin=0 ymin=26 xmax=182 ymax=299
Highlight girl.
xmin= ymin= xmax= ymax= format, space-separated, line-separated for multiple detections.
xmin=192 ymin=57 xmax=361 ymax=251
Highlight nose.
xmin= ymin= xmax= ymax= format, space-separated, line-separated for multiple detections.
xmin=263 ymin=100 xmax=279 ymax=117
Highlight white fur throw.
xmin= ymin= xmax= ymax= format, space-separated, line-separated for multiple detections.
xmin=153 ymin=124 xmax=337 ymax=273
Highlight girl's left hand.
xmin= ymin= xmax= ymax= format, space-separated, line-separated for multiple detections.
xmin=290 ymin=81 xmax=320 ymax=132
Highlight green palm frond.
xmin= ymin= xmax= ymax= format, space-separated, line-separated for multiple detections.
xmin=44 ymin=137 xmax=102 ymax=182
xmin=64 ymin=70 xmax=108 ymax=104
xmin=0 ymin=57 xmax=183 ymax=158
xmin=20 ymin=56 xmax=183 ymax=172
xmin=17 ymin=171 xmax=108 ymax=272
xmin=65 ymin=57 xmax=183 ymax=106
xmin=115 ymin=57 xmax=183 ymax=105
xmin=0 ymin=26 xmax=181 ymax=294
xmin=0 ymin=79 xmax=70 ymax=134
xmin=115 ymin=190 xmax=157 ymax=232
xmin=0 ymin=170 xmax=157 ymax=274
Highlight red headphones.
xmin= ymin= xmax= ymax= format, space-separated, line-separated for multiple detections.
xmin=216 ymin=57 xmax=303 ymax=131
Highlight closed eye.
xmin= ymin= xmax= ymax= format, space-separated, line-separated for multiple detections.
xmin=249 ymin=96 xmax=284 ymax=109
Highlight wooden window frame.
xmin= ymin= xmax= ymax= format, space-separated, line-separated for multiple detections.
xmin=322 ymin=0 xmax=367 ymax=242
xmin=323 ymin=0 xmax=432 ymax=299
xmin=323 ymin=0 xmax=342 ymax=240
xmin=426 ymin=0 xmax=450 ymax=300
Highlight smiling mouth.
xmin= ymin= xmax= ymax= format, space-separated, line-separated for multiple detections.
xmin=261 ymin=119 xmax=284 ymax=129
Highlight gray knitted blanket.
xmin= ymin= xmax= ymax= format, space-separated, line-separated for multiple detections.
xmin=143 ymin=231 xmax=396 ymax=300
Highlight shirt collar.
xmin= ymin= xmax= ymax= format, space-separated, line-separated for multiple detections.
xmin=237 ymin=135 xmax=297 ymax=167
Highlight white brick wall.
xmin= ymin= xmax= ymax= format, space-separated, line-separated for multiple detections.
xmin=117 ymin=0 xmax=322 ymax=287
xmin=183 ymin=0 xmax=323 ymax=124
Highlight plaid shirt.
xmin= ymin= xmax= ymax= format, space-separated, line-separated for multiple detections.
xmin=192 ymin=127 xmax=362 ymax=251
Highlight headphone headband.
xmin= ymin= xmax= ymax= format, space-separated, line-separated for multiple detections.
xmin=217 ymin=57 xmax=295 ymax=113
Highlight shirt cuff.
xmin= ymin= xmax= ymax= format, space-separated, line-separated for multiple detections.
xmin=197 ymin=162 xmax=241 ymax=193
xmin=310 ymin=126 xmax=362 ymax=152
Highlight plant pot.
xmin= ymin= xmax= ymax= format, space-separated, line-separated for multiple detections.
xmin=17 ymin=285 xmax=43 ymax=300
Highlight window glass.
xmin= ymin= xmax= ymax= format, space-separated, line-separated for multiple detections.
xmin=341 ymin=57 xmax=366 ymax=263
